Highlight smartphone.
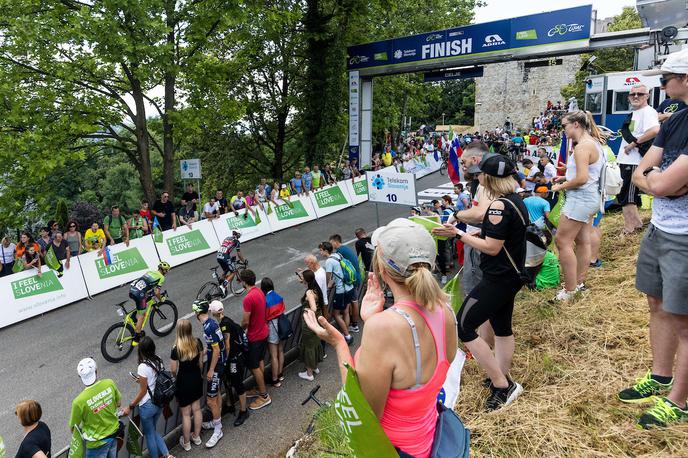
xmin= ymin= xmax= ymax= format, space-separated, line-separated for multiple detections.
xmin=128 ymin=371 xmax=139 ymax=382
xmin=295 ymin=271 xmax=303 ymax=280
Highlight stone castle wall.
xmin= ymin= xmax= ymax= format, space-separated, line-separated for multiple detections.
xmin=474 ymin=55 xmax=581 ymax=131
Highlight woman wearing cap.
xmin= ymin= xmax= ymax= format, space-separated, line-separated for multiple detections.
xmin=434 ymin=153 xmax=528 ymax=411
xmin=551 ymin=111 xmax=608 ymax=301
xmin=305 ymin=218 xmax=457 ymax=458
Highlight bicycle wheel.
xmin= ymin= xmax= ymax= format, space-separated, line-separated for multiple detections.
xmin=150 ymin=300 xmax=178 ymax=336
xmin=440 ymin=162 xmax=447 ymax=175
xmin=229 ymin=273 xmax=245 ymax=295
xmin=197 ymin=282 xmax=223 ymax=301
xmin=101 ymin=323 xmax=136 ymax=363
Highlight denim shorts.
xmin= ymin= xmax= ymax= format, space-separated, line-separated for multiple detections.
xmin=562 ymin=187 xmax=600 ymax=223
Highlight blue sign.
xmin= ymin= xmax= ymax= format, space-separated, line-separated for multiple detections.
xmin=423 ymin=66 xmax=484 ymax=82
xmin=347 ymin=5 xmax=592 ymax=72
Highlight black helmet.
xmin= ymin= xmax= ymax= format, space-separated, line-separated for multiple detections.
xmin=192 ymin=299 xmax=209 ymax=314
xmin=232 ymin=230 xmax=241 ymax=238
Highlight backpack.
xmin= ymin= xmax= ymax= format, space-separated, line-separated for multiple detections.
xmin=227 ymin=319 xmax=249 ymax=354
xmin=598 ymin=146 xmax=623 ymax=209
xmin=331 ymin=253 xmax=356 ymax=286
xmin=145 ymin=361 xmax=176 ymax=407
xmin=105 ymin=214 xmax=126 ymax=231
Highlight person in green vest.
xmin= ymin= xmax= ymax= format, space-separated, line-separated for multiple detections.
xmin=69 ymin=358 xmax=128 ymax=458
xmin=103 ymin=206 xmax=129 ymax=246
xmin=311 ymin=165 xmax=322 ymax=189
xmin=128 ymin=212 xmax=148 ymax=240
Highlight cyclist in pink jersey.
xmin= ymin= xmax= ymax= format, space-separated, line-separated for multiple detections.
xmin=305 ymin=219 xmax=458 ymax=458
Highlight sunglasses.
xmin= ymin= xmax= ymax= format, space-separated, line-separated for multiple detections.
xmin=660 ymin=74 xmax=681 ymax=86
xmin=628 ymin=92 xmax=648 ymax=98
xmin=69 ymin=225 xmax=76 ymax=228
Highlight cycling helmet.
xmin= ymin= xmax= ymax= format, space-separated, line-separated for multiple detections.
xmin=158 ymin=261 xmax=171 ymax=273
xmin=232 ymin=230 xmax=241 ymax=239
xmin=192 ymin=299 xmax=209 ymax=314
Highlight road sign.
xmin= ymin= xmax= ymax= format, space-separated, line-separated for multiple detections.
xmin=180 ymin=159 xmax=201 ymax=179
xmin=366 ymin=170 xmax=417 ymax=207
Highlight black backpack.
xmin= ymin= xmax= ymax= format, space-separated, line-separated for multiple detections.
xmin=227 ymin=319 xmax=249 ymax=355
xmin=145 ymin=361 xmax=176 ymax=407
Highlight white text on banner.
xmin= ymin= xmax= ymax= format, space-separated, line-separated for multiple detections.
xmin=309 ymin=183 xmax=353 ymax=218
xmin=525 ymin=145 xmax=556 ymax=162
xmin=80 ymin=236 xmax=161 ymax=296
xmin=366 ymin=170 xmax=417 ymax=206
xmin=214 ymin=207 xmax=272 ymax=243
xmin=344 ymin=176 xmax=369 ymax=205
xmin=265 ymin=195 xmax=317 ymax=232
xmin=155 ymin=219 xmax=219 ymax=267
xmin=0 ymin=260 xmax=89 ymax=328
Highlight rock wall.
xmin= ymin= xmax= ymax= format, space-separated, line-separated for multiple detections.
xmin=474 ymin=55 xmax=581 ymax=131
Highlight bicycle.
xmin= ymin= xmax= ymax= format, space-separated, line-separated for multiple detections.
xmin=100 ymin=291 xmax=178 ymax=363
xmin=196 ymin=259 xmax=249 ymax=301
xmin=439 ymin=151 xmax=449 ymax=176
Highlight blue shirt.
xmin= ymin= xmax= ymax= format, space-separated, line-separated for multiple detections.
xmin=203 ymin=318 xmax=226 ymax=365
xmin=523 ymin=196 xmax=551 ymax=228
xmin=290 ymin=177 xmax=303 ymax=194
xmin=302 ymin=172 xmax=313 ymax=190
xmin=336 ymin=245 xmax=361 ymax=284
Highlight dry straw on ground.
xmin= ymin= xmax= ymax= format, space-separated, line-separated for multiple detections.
xmin=300 ymin=210 xmax=688 ymax=457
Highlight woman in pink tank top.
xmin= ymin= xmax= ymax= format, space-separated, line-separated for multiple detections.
xmin=305 ymin=219 xmax=458 ymax=458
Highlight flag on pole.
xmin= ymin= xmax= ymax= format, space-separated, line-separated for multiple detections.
xmin=45 ymin=245 xmax=64 ymax=277
xmin=448 ymin=130 xmax=462 ymax=184
xmin=101 ymin=245 xmax=113 ymax=267
xmin=126 ymin=419 xmax=143 ymax=456
xmin=334 ymin=364 xmax=398 ymax=456
xmin=152 ymin=217 xmax=163 ymax=244
xmin=556 ymin=133 xmax=570 ymax=175
xmin=68 ymin=425 xmax=84 ymax=458
xmin=442 ymin=271 xmax=463 ymax=314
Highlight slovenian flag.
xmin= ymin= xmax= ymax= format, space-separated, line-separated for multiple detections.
xmin=265 ymin=290 xmax=285 ymax=321
xmin=102 ymin=245 xmax=113 ymax=266
xmin=447 ymin=130 xmax=462 ymax=184
xmin=557 ymin=132 xmax=570 ymax=175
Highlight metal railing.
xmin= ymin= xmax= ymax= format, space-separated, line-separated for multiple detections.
xmin=55 ymin=304 xmax=306 ymax=458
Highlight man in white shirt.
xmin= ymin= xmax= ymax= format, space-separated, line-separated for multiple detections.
xmin=203 ymin=197 xmax=220 ymax=220
xmin=537 ymin=151 xmax=558 ymax=182
xmin=617 ymin=84 xmax=660 ymax=234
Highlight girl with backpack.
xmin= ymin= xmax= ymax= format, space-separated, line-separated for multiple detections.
xmin=127 ymin=337 xmax=175 ymax=458
xmin=169 ymin=319 xmax=203 ymax=451
xmin=260 ymin=278 xmax=286 ymax=387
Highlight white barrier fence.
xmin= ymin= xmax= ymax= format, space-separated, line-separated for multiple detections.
xmin=2 ymin=154 xmax=445 ymax=328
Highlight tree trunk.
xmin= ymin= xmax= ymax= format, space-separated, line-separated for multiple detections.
xmin=303 ymin=0 xmax=328 ymax=166
xmin=162 ymin=0 xmax=176 ymax=198
xmin=130 ymin=79 xmax=155 ymax=203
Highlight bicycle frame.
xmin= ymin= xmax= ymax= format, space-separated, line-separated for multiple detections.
xmin=116 ymin=293 xmax=165 ymax=343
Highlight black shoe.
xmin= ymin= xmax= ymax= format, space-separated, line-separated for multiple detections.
xmin=233 ymin=410 xmax=249 ymax=427
xmin=486 ymin=380 xmax=523 ymax=411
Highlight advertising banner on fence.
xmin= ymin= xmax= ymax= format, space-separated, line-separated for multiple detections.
xmin=80 ymin=236 xmax=161 ymax=296
xmin=344 ymin=176 xmax=369 ymax=205
xmin=0 ymin=261 xmax=89 ymax=328
xmin=265 ymin=196 xmax=317 ymax=232
xmin=366 ymin=170 xmax=417 ymax=206
xmin=155 ymin=219 xmax=219 ymax=267
xmin=309 ymin=183 xmax=353 ymax=218
xmin=215 ymin=207 xmax=272 ymax=243
xmin=525 ymin=145 xmax=556 ymax=163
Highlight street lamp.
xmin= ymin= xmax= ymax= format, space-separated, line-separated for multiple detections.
xmin=442 ymin=112 xmax=445 ymax=125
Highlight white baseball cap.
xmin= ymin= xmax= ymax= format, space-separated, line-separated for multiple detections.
xmin=371 ymin=218 xmax=436 ymax=276
xmin=209 ymin=300 xmax=224 ymax=313
xmin=77 ymin=357 xmax=97 ymax=386
xmin=643 ymin=49 xmax=688 ymax=76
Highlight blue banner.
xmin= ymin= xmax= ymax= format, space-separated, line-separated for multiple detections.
xmin=423 ymin=66 xmax=484 ymax=82
xmin=347 ymin=5 xmax=592 ymax=71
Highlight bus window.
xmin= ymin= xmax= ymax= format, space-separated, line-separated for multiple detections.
xmin=614 ymin=91 xmax=631 ymax=112
xmin=585 ymin=93 xmax=602 ymax=114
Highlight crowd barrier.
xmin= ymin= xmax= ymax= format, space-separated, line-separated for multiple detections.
xmin=2 ymin=154 xmax=440 ymax=329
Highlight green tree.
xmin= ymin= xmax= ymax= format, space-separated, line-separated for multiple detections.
xmin=54 ymin=199 xmax=70 ymax=232
xmin=561 ymin=7 xmax=642 ymax=105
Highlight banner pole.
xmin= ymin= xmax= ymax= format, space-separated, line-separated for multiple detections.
xmin=375 ymin=203 xmax=380 ymax=228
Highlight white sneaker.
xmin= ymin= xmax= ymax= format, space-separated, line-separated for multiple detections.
xmin=298 ymin=371 xmax=314 ymax=381
xmin=314 ymin=368 xmax=320 ymax=374
xmin=179 ymin=436 xmax=191 ymax=452
xmin=552 ymin=288 xmax=575 ymax=302
xmin=441 ymin=275 xmax=447 ymax=284
xmin=191 ymin=435 xmax=202 ymax=446
xmin=205 ymin=431 xmax=223 ymax=448
xmin=201 ymin=421 xmax=214 ymax=430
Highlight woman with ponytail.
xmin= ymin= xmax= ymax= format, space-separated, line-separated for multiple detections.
xmin=305 ymin=219 xmax=457 ymax=458
xmin=434 ymin=153 xmax=528 ymax=411
xmin=551 ymin=110 xmax=607 ymax=301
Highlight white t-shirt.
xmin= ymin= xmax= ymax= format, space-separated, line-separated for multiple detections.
xmin=1 ymin=243 xmax=16 ymax=264
xmin=137 ymin=362 xmax=158 ymax=406
xmin=203 ymin=202 xmax=220 ymax=215
xmin=617 ymin=105 xmax=659 ymax=165
xmin=542 ymin=162 xmax=557 ymax=182
xmin=524 ymin=166 xmax=539 ymax=192
xmin=314 ymin=266 xmax=328 ymax=305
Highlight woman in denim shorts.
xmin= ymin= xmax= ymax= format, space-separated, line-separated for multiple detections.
xmin=551 ymin=111 xmax=607 ymax=301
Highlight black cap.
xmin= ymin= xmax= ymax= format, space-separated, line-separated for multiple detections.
xmin=476 ymin=154 xmax=516 ymax=178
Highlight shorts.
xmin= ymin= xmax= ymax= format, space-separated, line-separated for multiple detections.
xmin=457 ymin=274 xmax=523 ymax=342
xmin=206 ymin=362 xmax=224 ymax=398
xmin=332 ymin=289 xmax=354 ymax=311
xmin=617 ymin=164 xmax=641 ymax=206
xmin=223 ymin=356 xmax=246 ymax=396
xmin=245 ymin=338 xmax=267 ymax=369
xmin=636 ymin=224 xmax=688 ymax=315
xmin=128 ymin=291 xmax=148 ymax=313
xmin=267 ymin=318 xmax=280 ymax=344
xmin=562 ymin=187 xmax=600 ymax=223
xmin=216 ymin=257 xmax=236 ymax=275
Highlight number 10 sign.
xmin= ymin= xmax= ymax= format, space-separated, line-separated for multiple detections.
xmin=366 ymin=170 xmax=417 ymax=207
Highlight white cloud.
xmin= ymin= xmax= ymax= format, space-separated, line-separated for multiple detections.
xmin=474 ymin=0 xmax=635 ymax=25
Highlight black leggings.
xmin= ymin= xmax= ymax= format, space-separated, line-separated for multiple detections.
xmin=457 ymin=274 xmax=522 ymax=342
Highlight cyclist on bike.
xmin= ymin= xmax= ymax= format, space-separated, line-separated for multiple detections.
xmin=128 ymin=261 xmax=171 ymax=345
xmin=216 ymin=231 xmax=246 ymax=296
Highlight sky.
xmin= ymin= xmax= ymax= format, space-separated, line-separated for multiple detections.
xmin=474 ymin=0 xmax=635 ymax=24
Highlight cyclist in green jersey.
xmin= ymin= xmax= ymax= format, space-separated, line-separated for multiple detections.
xmin=129 ymin=261 xmax=171 ymax=345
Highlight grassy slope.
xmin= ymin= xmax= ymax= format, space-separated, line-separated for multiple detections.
xmin=299 ymin=211 xmax=688 ymax=457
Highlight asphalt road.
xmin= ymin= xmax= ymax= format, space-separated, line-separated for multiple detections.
xmin=0 ymin=171 xmax=450 ymax=456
